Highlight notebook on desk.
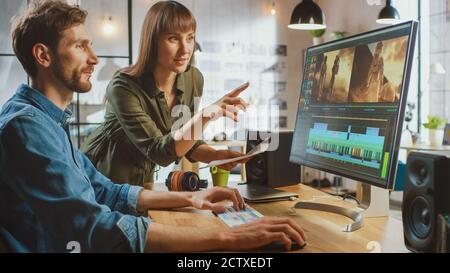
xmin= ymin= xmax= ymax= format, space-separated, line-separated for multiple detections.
xmin=236 ymin=183 xmax=299 ymax=203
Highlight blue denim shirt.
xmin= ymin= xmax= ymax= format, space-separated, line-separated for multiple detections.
xmin=0 ymin=84 xmax=151 ymax=252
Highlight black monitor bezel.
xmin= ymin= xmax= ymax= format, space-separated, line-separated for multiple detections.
xmin=290 ymin=20 xmax=418 ymax=190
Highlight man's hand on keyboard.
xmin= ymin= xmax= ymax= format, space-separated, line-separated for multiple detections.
xmin=220 ymin=217 xmax=307 ymax=251
xmin=190 ymin=187 xmax=245 ymax=213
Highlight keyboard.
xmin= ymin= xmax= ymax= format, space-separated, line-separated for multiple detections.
xmin=215 ymin=205 xmax=263 ymax=227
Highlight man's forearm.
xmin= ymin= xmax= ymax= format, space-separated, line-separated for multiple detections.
xmin=145 ymin=222 xmax=226 ymax=252
xmin=136 ymin=189 xmax=194 ymax=212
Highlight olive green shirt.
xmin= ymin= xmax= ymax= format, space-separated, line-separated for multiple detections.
xmin=81 ymin=67 xmax=205 ymax=185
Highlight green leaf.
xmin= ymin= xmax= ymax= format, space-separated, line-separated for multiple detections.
xmin=309 ymin=29 xmax=326 ymax=38
xmin=422 ymin=115 xmax=448 ymax=129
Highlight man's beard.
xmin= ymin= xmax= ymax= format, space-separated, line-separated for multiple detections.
xmin=51 ymin=58 xmax=92 ymax=93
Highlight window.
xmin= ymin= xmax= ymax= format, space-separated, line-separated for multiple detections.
xmin=0 ymin=0 xmax=28 ymax=106
xmin=419 ymin=0 xmax=450 ymax=135
xmin=69 ymin=0 xmax=132 ymax=148
xmin=0 ymin=0 xmax=132 ymax=149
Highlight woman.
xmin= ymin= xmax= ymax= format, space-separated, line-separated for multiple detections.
xmin=82 ymin=1 xmax=248 ymax=186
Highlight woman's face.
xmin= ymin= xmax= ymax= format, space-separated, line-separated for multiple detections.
xmin=156 ymin=30 xmax=195 ymax=74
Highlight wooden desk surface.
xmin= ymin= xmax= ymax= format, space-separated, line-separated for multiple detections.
xmin=147 ymin=183 xmax=408 ymax=253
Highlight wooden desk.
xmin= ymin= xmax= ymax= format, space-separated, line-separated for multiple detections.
xmin=147 ymin=183 xmax=407 ymax=253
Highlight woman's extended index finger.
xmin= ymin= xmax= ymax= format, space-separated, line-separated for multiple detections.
xmin=227 ymin=82 xmax=250 ymax=97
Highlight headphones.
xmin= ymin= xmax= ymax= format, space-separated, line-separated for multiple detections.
xmin=165 ymin=171 xmax=208 ymax=192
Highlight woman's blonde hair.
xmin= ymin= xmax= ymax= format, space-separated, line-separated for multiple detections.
xmin=123 ymin=1 xmax=196 ymax=78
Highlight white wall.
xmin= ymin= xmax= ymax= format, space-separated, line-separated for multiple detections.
xmin=317 ymin=0 xmax=380 ymax=38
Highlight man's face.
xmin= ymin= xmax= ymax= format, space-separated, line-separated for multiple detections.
xmin=51 ymin=24 xmax=98 ymax=93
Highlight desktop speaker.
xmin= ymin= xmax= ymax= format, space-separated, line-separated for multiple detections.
xmin=403 ymin=151 xmax=450 ymax=252
xmin=245 ymin=130 xmax=301 ymax=187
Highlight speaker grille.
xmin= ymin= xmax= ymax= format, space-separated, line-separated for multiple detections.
xmin=403 ymin=151 xmax=450 ymax=252
xmin=409 ymin=196 xmax=433 ymax=239
xmin=245 ymin=139 xmax=267 ymax=184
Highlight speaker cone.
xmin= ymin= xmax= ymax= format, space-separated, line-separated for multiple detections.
xmin=246 ymin=155 xmax=266 ymax=183
xmin=409 ymin=196 xmax=433 ymax=239
xmin=246 ymin=137 xmax=266 ymax=184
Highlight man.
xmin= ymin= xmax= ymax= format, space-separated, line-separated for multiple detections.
xmin=0 ymin=0 xmax=305 ymax=252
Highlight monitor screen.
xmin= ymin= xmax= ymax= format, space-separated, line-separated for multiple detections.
xmin=290 ymin=21 xmax=418 ymax=189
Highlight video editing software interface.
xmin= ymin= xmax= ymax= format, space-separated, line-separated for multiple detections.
xmin=290 ymin=22 xmax=417 ymax=188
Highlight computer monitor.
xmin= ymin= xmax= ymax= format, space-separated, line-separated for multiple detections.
xmin=290 ymin=21 xmax=418 ymax=190
xmin=289 ymin=21 xmax=418 ymax=232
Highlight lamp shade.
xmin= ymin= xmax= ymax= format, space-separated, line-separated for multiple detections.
xmin=376 ymin=0 xmax=400 ymax=25
xmin=288 ymin=0 xmax=326 ymax=30
xmin=431 ymin=62 xmax=446 ymax=75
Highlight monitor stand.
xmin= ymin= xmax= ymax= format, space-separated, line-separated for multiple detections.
xmin=294 ymin=183 xmax=390 ymax=232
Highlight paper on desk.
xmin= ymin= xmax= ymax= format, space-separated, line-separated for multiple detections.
xmin=207 ymin=137 xmax=270 ymax=167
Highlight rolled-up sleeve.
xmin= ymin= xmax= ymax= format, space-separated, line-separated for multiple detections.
xmin=185 ymin=140 xmax=206 ymax=163
xmin=1 ymin=115 xmax=150 ymax=252
xmin=78 ymin=151 xmax=144 ymax=215
xmin=184 ymin=67 xmax=205 ymax=163
xmin=107 ymin=81 xmax=180 ymax=167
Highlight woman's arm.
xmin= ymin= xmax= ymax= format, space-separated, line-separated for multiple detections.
xmin=188 ymin=144 xmax=217 ymax=163
xmin=172 ymin=111 xmax=211 ymax=157
xmin=107 ymin=78 xmax=248 ymax=167
xmin=188 ymin=144 xmax=247 ymax=171
xmin=172 ymin=82 xmax=250 ymax=157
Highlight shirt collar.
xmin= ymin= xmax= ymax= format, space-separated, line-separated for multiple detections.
xmin=16 ymin=84 xmax=72 ymax=127
xmin=141 ymin=71 xmax=187 ymax=98
xmin=175 ymin=72 xmax=186 ymax=94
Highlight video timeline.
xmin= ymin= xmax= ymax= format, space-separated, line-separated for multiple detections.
xmin=304 ymin=115 xmax=390 ymax=178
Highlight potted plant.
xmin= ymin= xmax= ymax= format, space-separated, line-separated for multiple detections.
xmin=423 ymin=115 xmax=448 ymax=146
xmin=329 ymin=31 xmax=348 ymax=40
xmin=309 ymin=29 xmax=326 ymax=45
